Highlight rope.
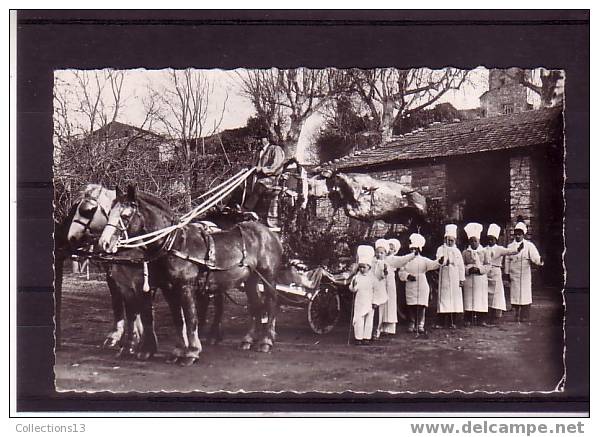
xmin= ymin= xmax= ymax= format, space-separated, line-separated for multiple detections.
xmin=116 ymin=167 xmax=255 ymax=249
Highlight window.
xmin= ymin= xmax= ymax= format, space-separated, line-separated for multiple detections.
xmin=503 ymin=103 xmax=514 ymax=115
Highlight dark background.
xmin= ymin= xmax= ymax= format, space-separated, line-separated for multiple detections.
xmin=15 ymin=10 xmax=589 ymax=414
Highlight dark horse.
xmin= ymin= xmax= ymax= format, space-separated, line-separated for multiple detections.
xmin=64 ymin=184 xmax=243 ymax=357
xmin=99 ymin=186 xmax=283 ymax=366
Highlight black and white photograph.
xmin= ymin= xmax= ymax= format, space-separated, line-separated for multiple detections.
xmin=52 ymin=65 xmax=567 ymax=393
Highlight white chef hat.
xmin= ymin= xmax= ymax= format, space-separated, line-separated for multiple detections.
xmin=464 ymin=222 xmax=483 ymax=239
xmin=409 ymin=233 xmax=426 ymax=249
xmin=374 ymin=238 xmax=389 ymax=252
xmin=444 ymin=224 xmax=458 ymax=239
xmin=487 ymin=223 xmax=501 ymax=239
xmin=515 ymin=222 xmax=528 ymax=234
xmin=387 ymin=238 xmax=401 ymax=255
xmin=356 ymin=245 xmax=375 ymax=266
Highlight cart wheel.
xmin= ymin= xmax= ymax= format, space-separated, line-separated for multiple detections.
xmin=308 ymin=285 xmax=341 ymax=335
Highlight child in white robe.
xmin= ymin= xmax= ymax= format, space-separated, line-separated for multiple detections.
xmin=504 ymin=221 xmax=543 ymax=322
xmin=371 ymin=239 xmax=389 ymax=339
xmin=462 ymin=222 xmax=491 ymax=326
xmin=349 ymin=245 xmax=376 ymax=345
xmin=485 ymin=223 xmax=523 ymax=324
xmin=380 ymin=238 xmax=415 ymax=335
xmin=399 ymin=233 xmax=442 ymax=334
xmin=435 ymin=224 xmax=465 ymax=329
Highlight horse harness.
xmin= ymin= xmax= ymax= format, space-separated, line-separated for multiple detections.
xmin=165 ymin=224 xmax=249 ymax=272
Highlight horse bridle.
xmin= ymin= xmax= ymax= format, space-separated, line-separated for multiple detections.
xmin=72 ymin=188 xmax=110 ymax=236
xmin=104 ymin=201 xmax=140 ymax=242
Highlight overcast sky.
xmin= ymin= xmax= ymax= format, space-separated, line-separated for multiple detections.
xmin=55 ymin=67 xmax=503 ymax=136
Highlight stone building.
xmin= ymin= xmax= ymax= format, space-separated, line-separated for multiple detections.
xmin=480 ymin=68 xmax=533 ymax=117
xmin=314 ymin=105 xmax=564 ymax=286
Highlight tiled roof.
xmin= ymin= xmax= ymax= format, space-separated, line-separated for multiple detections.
xmin=316 ymin=106 xmax=563 ymax=171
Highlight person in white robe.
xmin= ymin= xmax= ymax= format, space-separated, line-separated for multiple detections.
xmin=389 ymin=238 xmax=409 ymax=323
xmin=435 ymin=224 xmax=465 ymax=329
xmin=485 ymin=223 xmax=523 ymax=324
xmin=398 ymin=233 xmax=442 ymax=334
xmin=371 ymin=239 xmax=390 ymax=339
xmin=349 ymin=245 xmax=376 ymax=345
xmin=462 ymin=222 xmax=491 ymax=326
xmin=380 ymin=238 xmax=415 ymax=335
xmin=504 ymin=221 xmax=543 ymax=322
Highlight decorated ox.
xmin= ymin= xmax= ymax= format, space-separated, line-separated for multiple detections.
xmin=321 ymin=171 xmax=428 ymax=224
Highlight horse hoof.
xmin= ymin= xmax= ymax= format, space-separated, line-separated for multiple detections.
xmin=178 ymin=356 xmax=198 ymax=367
xmin=240 ymin=342 xmax=252 ymax=351
xmin=258 ymin=343 xmax=272 ymax=353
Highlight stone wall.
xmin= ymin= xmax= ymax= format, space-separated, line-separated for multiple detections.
xmin=508 ymin=154 xmax=540 ymax=242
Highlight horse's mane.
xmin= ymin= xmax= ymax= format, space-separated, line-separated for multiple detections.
xmin=135 ymin=190 xmax=176 ymax=221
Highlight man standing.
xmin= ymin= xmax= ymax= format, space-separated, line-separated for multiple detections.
xmin=243 ymin=137 xmax=286 ymax=219
xmin=505 ymin=222 xmax=543 ymax=322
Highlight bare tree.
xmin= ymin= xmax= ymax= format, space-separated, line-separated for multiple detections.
xmin=151 ymin=69 xmax=227 ymax=210
xmin=521 ymin=69 xmax=564 ymax=107
xmin=347 ymin=68 xmax=470 ymax=141
xmin=53 ymin=69 xmax=166 ymax=221
xmin=238 ymin=68 xmax=349 ymax=154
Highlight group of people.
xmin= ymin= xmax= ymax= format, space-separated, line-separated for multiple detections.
xmin=349 ymin=221 xmax=543 ymax=345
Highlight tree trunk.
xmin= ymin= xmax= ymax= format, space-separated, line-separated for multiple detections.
xmin=380 ymin=100 xmax=396 ymax=143
xmin=284 ymin=118 xmax=304 ymax=159
xmin=183 ymin=167 xmax=192 ymax=211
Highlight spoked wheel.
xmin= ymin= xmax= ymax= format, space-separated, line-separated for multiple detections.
xmin=307 ymin=285 xmax=341 ymax=335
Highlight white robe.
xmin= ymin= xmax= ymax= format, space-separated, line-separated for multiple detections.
xmin=381 ymin=254 xmax=416 ymax=325
xmin=462 ymin=246 xmax=490 ymax=312
xmin=350 ymin=272 xmax=376 ymax=321
xmin=485 ymin=244 xmax=519 ymax=311
xmin=505 ymin=240 xmax=542 ymax=305
xmin=371 ymin=259 xmax=388 ymax=306
xmin=399 ymin=255 xmax=440 ymax=307
xmin=435 ymin=245 xmax=465 ymax=313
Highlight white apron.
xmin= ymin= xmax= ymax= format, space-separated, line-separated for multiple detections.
xmin=486 ymin=245 xmax=519 ymax=310
xmin=505 ymin=240 xmax=541 ymax=305
xmin=350 ymin=272 xmax=376 ymax=322
xmin=436 ymin=245 xmax=465 ymax=313
xmin=462 ymin=246 xmax=490 ymax=312
xmin=399 ymin=255 xmax=440 ymax=307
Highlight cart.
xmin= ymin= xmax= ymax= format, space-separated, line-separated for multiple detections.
xmin=258 ymin=264 xmax=353 ymax=335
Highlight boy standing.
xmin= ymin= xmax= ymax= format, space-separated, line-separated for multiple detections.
xmin=462 ymin=222 xmax=491 ymax=326
xmin=350 ymin=245 xmax=376 ymax=345
xmin=504 ymin=222 xmax=543 ymax=322
xmin=399 ymin=233 xmax=442 ymax=334
xmin=380 ymin=238 xmax=415 ymax=335
xmin=372 ymin=239 xmax=390 ymax=339
xmin=435 ymin=224 xmax=465 ymax=329
xmin=485 ymin=223 xmax=523 ymax=324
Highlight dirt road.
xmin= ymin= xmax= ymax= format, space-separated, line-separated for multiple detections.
xmin=55 ymin=272 xmax=564 ymax=393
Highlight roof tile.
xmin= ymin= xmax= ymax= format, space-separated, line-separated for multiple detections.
xmin=318 ymin=106 xmax=563 ymax=171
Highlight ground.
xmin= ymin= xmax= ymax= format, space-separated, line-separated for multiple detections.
xmin=55 ymin=270 xmax=565 ymax=393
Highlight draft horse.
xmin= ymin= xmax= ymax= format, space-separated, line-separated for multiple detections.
xmin=99 ymin=186 xmax=283 ymax=366
xmin=65 ymin=184 xmax=157 ymax=359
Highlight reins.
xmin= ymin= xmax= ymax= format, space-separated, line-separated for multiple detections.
xmin=115 ymin=167 xmax=256 ymax=250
